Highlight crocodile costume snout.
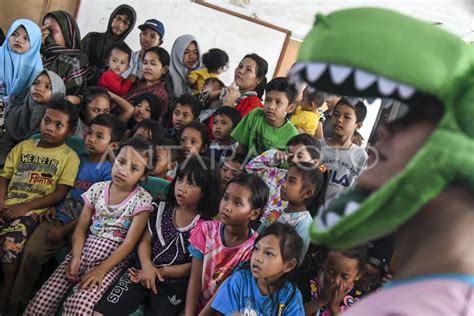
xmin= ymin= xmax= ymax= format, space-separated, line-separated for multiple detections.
xmin=288 ymin=8 xmax=474 ymax=249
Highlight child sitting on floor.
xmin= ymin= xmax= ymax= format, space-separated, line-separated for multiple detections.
xmin=206 ymin=106 xmax=241 ymax=165
xmin=232 ymin=77 xmax=298 ymax=159
xmin=0 ymin=100 xmax=80 ymax=308
xmin=0 ymin=69 xmax=65 ymax=166
xmin=296 ymin=246 xmax=368 ymax=316
xmin=185 ymin=173 xmax=269 ymax=314
xmin=9 ymin=113 xmax=126 ymax=309
xmin=25 ymin=137 xmax=156 ymax=315
xmin=94 ymin=156 xmax=220 ymax=315
xmin=246 ymin=134 xmax=320 ymax=231
xmin=211 ymin=222 xmax=305 ymax=315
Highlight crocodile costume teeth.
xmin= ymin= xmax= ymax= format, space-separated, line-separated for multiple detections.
xmin=288 ymin=8 xmax=474 ymax=249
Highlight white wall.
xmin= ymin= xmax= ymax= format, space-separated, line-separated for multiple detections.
xmin=76 ymin=0 xmax=289 ymax=85
xmin=209 ymin=0 xmax=473 ymax=42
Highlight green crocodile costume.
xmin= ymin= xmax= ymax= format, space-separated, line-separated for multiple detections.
xmin=288 ymin=8 xmax=474 ymax=249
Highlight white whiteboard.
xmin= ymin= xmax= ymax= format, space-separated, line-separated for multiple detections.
xmin=76 ymin=0 xmax=290 ymax=85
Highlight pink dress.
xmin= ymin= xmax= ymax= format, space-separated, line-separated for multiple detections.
xmin=188 ymin=220 xmax=258 ymax=309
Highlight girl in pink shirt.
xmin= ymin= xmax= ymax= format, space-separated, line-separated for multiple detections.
xmin=185 ymin=173 xmax=269 ymax=315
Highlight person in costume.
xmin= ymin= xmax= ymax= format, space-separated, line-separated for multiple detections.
xmin=41 ymin=10 xmax=89 ymax=95
xmin=288 ymin=7 xmax=474 ymax=314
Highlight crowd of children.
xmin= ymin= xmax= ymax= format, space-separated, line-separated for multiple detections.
xmin=0 ymin=5 xmax=396 ymax=316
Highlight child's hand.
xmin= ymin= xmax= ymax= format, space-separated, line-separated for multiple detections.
xmin=128 ymin=74 xmax=137 ymax=83
xmin=381 ymin=273 xmax=393 ymax=285
xmin=318 ymin=281 xmax=338 ymax=307
xmin=66 ymin=256 xmax=81 ymax=283
xmin=127 ymin=267 xmax=141 ymax=284
xmin=273 ymin=150 xmax=289 ymax=165
xmin=39 ymin=207 xmax=56 ymax=223
xmin=3 ymin=203 xmax=30 ymax=220
xmin=329 ymin=282 xmax=345 ymax=313
xmin=80 ymin=266 xmax=106 ymax=290
xmin=140 ymin=265 xmax=165 ymax=294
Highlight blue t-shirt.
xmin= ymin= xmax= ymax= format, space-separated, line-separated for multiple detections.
xmin=55 ymin=156 xmax=112 ymax=223
xmin=211 ymin=269 xmax=304 ymax=316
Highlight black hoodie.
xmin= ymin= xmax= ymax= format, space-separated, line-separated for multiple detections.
xmin=0 ymin=28 xmax=5 ymax=46
xmin=81 ymin=4 xmax=136 ymax=84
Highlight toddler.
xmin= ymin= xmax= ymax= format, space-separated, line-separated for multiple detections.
xmin=98 ymin=42 xmax=135 ymax=96
xmin=291 ymin=86 xmax=326 ymax=138
xmin=188 ymin=48 xmax=229 ymax=95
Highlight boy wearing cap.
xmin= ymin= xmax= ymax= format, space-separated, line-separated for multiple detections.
xmin=123 ymin=19 xmax=165 ymax=79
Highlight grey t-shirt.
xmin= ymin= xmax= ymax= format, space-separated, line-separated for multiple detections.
xmin=319 ymin=139 xmax=368 ymax=202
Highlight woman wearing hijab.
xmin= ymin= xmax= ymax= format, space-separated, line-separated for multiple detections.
xmin=169 ymin=34 xmax=201 ymax=98
xmin=41 ymin=10 xmax=89 ymax=95
xmin=0 ymin=19 xmax=43 ymax=111
xmin=81 ymin=4 xmax=136 ymax=85
xmin=0 ymin=70 xmax=66 ymax=165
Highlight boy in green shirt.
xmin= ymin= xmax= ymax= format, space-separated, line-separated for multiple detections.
xmin=231 ymin=77 xmax=298 ymax=159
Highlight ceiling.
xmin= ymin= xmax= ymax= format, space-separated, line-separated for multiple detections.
xmin=205 ymin=0 xmax=474 ymax=42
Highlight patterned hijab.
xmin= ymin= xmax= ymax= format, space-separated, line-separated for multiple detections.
xmin=41 ymin=10 xmax=82 ymax=66
xmin=0 ymin=19 xmax=43 ymax=99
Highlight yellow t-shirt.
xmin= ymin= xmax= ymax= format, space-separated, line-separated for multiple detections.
xmin=188 ymin=68 xmax=219 ymax=95
xmin=290 ymin=106 xmax=320 ymax=135
xmin=0 ymin=139 xmax=80 ymax=214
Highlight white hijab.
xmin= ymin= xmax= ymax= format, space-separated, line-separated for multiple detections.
xmin=169 ymin=34 xmax=200 ymax=97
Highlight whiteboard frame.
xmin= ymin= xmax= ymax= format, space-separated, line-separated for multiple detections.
xmin=194 ymin=0 xmax=292 ymax=77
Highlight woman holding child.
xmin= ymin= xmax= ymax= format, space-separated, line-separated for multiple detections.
xmin=222 ymin=53 xmax=268 ymax=117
